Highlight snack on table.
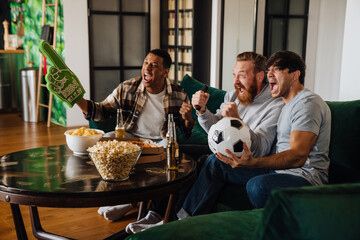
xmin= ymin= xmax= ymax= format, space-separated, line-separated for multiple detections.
xmin=128 ymin=139 xmax=162 ymax=148
xmin=67 ymin=127 xmax=100 ymax=136
xmin=88 ymin=140 xmax=142 ymax=181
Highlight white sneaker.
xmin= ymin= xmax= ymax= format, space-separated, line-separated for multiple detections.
xmin=125 ymin=211 xmax=163 ymax=234
xmin=99 ymin=203 xmax=134 ymax=221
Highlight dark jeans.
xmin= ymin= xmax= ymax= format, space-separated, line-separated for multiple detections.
xmin=180 ymin=154 xmax=312 ymax=217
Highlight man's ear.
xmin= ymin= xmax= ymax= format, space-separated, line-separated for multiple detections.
xmin=293 ymin=70 xmax=301 ymax=81
xmin=256 ymin=71 xmax=265 ymax=83
xmin=163 ymin=68 xmax=170 ymax=78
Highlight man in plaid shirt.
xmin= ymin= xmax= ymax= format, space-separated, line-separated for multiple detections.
xmin=76 ymin=49 xmax=195 ymax=221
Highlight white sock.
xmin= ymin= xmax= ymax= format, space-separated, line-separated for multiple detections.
xmin=125 ymin=211 xmax=162 ymax=234
xmin=103 ymin=203 xmax=134 ymax=221
xmin=97 ymin=206 xmax=111 ymax=216
xmin=127 ymin=220 xmax=164 ymax=234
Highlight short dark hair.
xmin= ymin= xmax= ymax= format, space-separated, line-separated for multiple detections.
xmin=149 ymin=49 xmax=172 ymax=69
xmin=266 ymin=50 xmax=306 ymax=85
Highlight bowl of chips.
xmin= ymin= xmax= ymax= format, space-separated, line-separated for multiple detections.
xmin=87 ymin=140 xmax=142 ymax=181
xmin=64 ymin=127 xmax=105 ymax=155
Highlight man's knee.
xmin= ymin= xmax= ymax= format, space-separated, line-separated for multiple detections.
xmin=202 ymin=154 xmax=228 ymax=179
xmin=246 ymin=177 xmax=263 ymax=199
xmin=246 ymin=175 xmax=270 ymax=208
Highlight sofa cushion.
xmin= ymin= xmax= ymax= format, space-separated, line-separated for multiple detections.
xmin=89 ymin=115 xmax=116 ymax=133
xmin=178 ymin=74 xmax=226 ymax=144
xmin=254 ymin=182 xmax=360 ymax=240
xmin=326 ymin=100 xmax=360 ymax=183
xmin=126 ymin=208 xmax=263 ymax=240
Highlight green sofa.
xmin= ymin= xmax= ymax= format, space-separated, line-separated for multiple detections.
xmin=90 ymin=75 xmax=360 ymax=240
xmin=123 ymin=75 xmax=360 ymax=240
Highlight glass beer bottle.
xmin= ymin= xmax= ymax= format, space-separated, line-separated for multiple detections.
xmin=172 ymin=117 xmax=180 ymax=164
xmin=166 ymin=114 xmax=178 ymax=170
xmin=115 ymin=109 xmax=125 ymax=138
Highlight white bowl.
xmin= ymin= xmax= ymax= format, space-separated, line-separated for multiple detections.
xmin=64 ymin=129 xmax=105 ymax=155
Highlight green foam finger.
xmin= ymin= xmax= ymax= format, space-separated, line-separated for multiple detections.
xmin=39 ymin=40 xmax=85 ymax=108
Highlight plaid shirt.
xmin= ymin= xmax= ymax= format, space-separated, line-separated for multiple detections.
xmin=85 ymin=77 xmax=193 ymax=139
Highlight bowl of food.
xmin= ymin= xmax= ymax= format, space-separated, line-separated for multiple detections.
xmin=64 ymin=127 xmax=105 ymax=155
xmin=87 ymin=140 xmax=142 ymax=181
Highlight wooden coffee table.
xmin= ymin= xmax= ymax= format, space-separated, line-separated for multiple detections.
xmin=0 ymin=144 xmax=196 ymax=239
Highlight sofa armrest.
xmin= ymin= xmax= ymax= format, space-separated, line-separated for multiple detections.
xmin=254 ymin=182 xmax=360 ymax=240
xmin=126 ymin=209 xmax=263 ymax=240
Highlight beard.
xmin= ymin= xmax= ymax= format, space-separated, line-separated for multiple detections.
xmin=234 ymin=82 xmax=258 ymax=106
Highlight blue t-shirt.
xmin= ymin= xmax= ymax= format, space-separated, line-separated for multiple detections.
xmin=275 ymin=88 xmax=331 ymax=185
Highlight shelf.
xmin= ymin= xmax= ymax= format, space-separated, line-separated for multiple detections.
xmin=167 ymin=9 xmax=193 ymax=13
xmin=162 ymin=0 xmax=212 ymax=85
xmin=167 ymin=45 xmax=192 ymax=49
xmin=178 ymin=62 xmax=192 ymax=66
xmin=167 ymin=28 xmax=192 ymax=31
xmin=0 ymin=49 xmax=25 ymax=54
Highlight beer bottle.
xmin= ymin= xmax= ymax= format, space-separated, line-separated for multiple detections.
xmin=166 ymin=114 xmax=178 ymax=170
xmin=172 ymin=117 xmax=180 ymax=165
xmin=115 ymin=109 xmax=125 ymax=138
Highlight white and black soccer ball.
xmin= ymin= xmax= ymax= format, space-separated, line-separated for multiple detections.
xmin=208 ymin=117 xmax=252 ymax=157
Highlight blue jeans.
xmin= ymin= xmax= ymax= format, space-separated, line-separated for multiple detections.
xmin=178 ymin=154 xmax=311 ymax=217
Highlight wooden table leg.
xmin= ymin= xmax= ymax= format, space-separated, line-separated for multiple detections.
xmin=29 ymin=206 xmax=74 ymax=240
xmin=10 ymin=203 xmax=28 ymax=240
xmin=137 ymin=201 xmax=148 ymax=221
xmin=163 ymin=194 xmax=178 ymax=223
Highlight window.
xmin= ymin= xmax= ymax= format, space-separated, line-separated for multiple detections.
xmin=263 ymin=0 xmax=309 ymax=59
xmin=88 ymin=0 xmax=150 ymax=101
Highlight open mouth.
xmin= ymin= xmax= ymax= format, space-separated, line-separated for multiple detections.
xmin=143 ymin=73 xmax=152 ymax=82
xmin=269 ymin=82 xmax=278 ymax=93
xmin=234 ymin=83 xmax=246 ymax=94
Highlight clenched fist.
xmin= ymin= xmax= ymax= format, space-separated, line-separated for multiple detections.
xmin=221 ymin=102 xmax=240 ymax=118
xmin=191 ymin=90 xmax=210 ymax=114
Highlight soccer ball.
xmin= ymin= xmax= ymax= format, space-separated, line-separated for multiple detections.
xmin=208 ymin=117 xmax=251 ymax=157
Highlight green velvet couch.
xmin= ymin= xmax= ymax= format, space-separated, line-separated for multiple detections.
xmin=90 ymin=75 xmax=360 ymax=240
xmin=124 ymin=75 xmax=360 ymax=240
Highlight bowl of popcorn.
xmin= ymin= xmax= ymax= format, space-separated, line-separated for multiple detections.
xmin=87 ymin=140 xmax=142 ymax=181
xmin=64 ymin=127 xmax=105 ymax=155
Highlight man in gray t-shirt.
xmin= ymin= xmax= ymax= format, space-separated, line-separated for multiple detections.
xmin=275 ymin=88 xmax=331 ymax=186
xmin=177 ymin=50 xmax=331 ymax=219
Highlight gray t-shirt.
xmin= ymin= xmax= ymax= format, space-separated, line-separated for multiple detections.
xmin=198 ymin=83 xmax=284 ymax=157
xmin=276 ymin=88 xmax=331 ymax=185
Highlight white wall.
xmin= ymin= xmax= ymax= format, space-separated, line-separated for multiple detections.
xmin=63 ymin=0 xmax=160 ymax=127
xmin=255 ymin=0 xmax=266 ymax=55
xmin=150 ymin=0 xmax=160 ymax=50
xmin=306 ymin=0 xmax=347 ymax=101
xmin=210 ymin=0 xmax=222 ymax=88
xmin=339 ymin=0 xmax=360 ymax=101
xmin=63 ymin=0 xmax=89 ymax=127
xmin=221 ymin=0 xmax=256 ymax=91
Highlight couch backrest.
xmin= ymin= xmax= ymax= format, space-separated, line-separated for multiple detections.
xmin=254 ymin=183 xmax=360 ymax=240
xmin=326 ymin=100 xmax=360 ymax=184
xmin=178 ymin=75 xmax=226 ymax=144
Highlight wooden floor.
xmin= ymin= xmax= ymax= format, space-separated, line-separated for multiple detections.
xmin=0 ymin=113 xmax=138 ymax=239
